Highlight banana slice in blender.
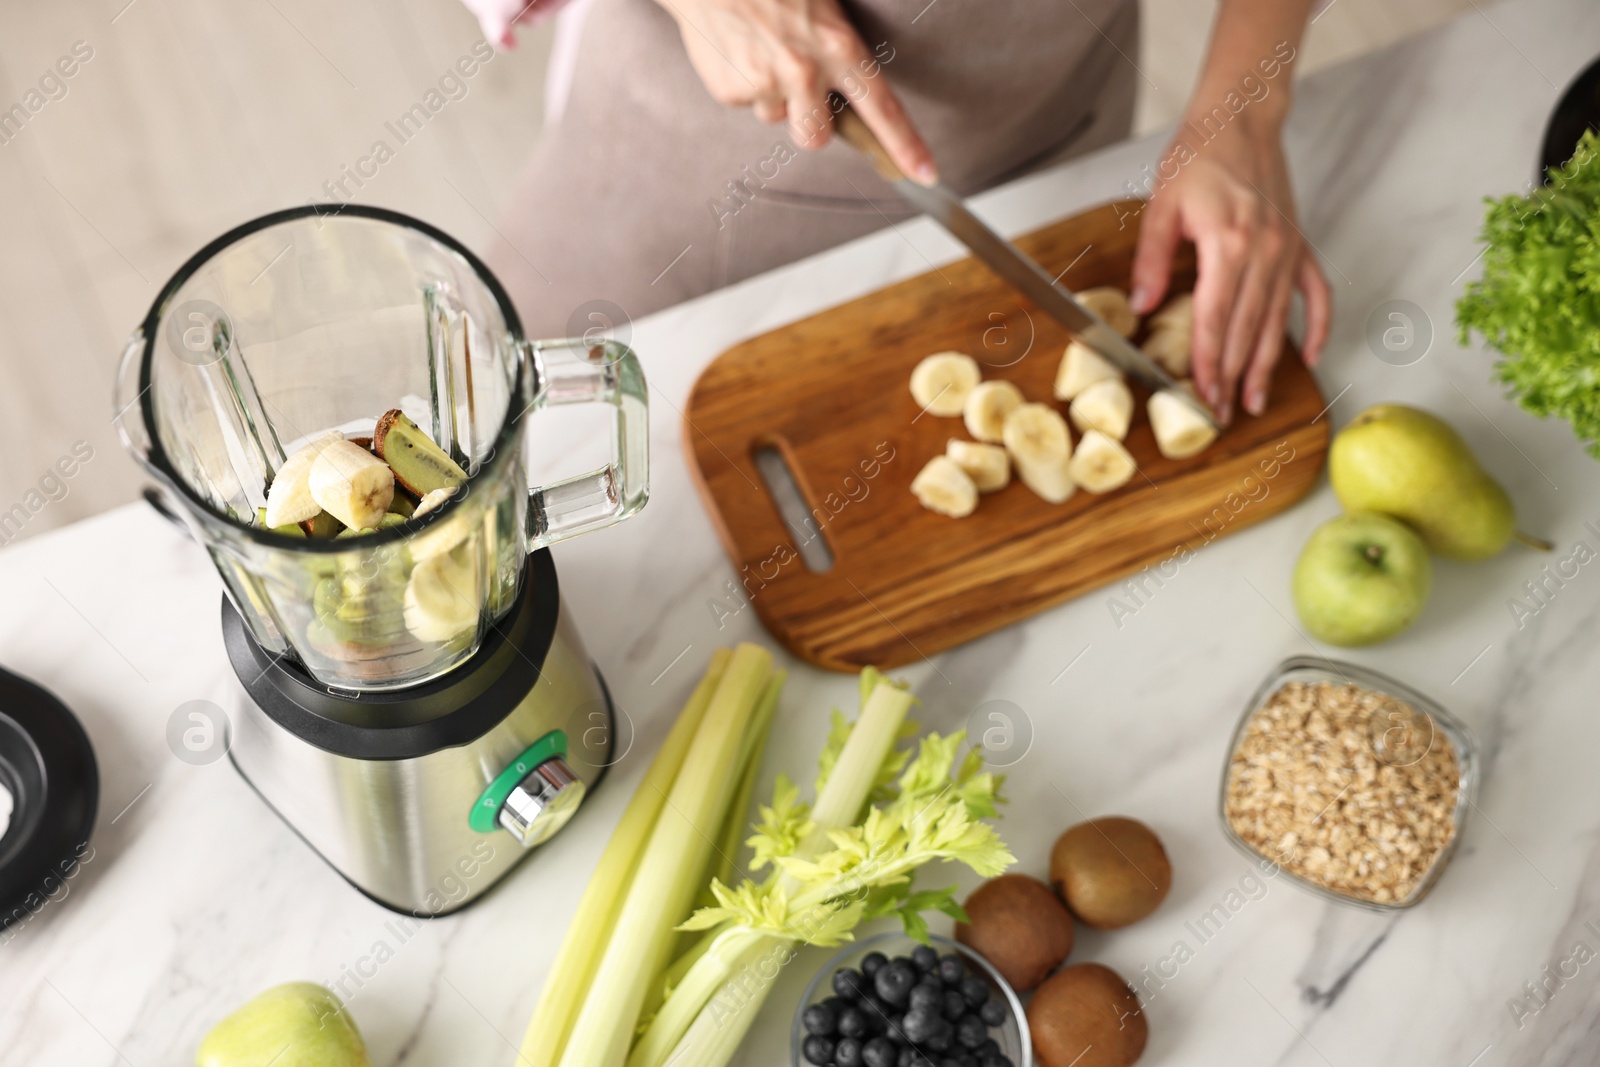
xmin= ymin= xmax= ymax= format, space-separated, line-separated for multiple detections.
xmin=264 ymin=431 xmax=344 ymax=527
xmin=404 ymin=545 xmax=481 ymax=642
xmin=310 ymin=439 xmax=395 ymax=530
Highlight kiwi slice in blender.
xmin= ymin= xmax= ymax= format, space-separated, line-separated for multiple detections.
xmin=374 ymin=410 xmax=468 ymax=496
xmin=387 ymin=491 xmax=418 ymax=518
xmin=254 ymin=507 xmax=307 ymax=538
xmin=302 ymin=511 xmax=346 ymax=539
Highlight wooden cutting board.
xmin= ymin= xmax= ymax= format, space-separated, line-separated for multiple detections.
xmin=685 ymin=200 xmax=1328 ymax=672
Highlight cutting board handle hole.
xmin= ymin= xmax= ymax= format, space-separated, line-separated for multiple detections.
xmin=752 ymin=444 xmax=835 ymax=573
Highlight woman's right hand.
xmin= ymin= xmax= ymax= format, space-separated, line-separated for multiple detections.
xmin=658 ymin=0 xmax=937 ymax=183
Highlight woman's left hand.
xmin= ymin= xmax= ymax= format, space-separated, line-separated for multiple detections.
xmin=1128 ymin=116 xmax=1331 ymax=425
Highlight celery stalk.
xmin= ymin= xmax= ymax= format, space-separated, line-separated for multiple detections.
xmin=517 ymin=649 xmax=732 ymax=1067
xmin=647 ymin=671 xmax=784 ymax=1028
xmin=557 ymin=643 xmax=775 ymax=1067
xmin=628 ymin=676 xmax=915 ymax=1067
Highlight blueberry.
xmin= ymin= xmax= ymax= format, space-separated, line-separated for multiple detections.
xmin=858 ymin=998 xmax=892 ymax=1033
xmin=908 ymin=985 xmax=942 ymax=1013
xmin=911 ymin=944 xmax=939 ymax=972
xmin=862 ymin=1036 xmax=898 ymax=1067
xmin=836 ymin=1036 xmax=864 ymax=1067
xmin=839 ymin=1007 xmax=868 ymax=1039
xmin=875 ymin=961 xmax=916 ymax=1006
xmin=923 ymin=1024 xmax=952 ymax=1053
xmin=978 ymin=1000 xmax=1007 ymax=1028
xmin=939 ymin=1059 xmax=963 ymax=1067
xmin=802 ymin=1034 xmax=835 ymax=1065
xmin=980 ymin=1056 xmax=1012 ymax=1067
xmin=897 ymin=1050 xmax=917 ymax=1067
xmin=887 ymin=1014 xmax=908 ymax=1043
xmin=862 ymin=951 xmax=889 ymax=978
xmin=937 ymin=955 xmax=966 ymax=986
xmin=901 ymin=1007 xmax=940 ymax=1044
xmin=803 ymin=1002 xmax=839 ymax=1036
xmin=835 ymin=968 xmax=871 ymax=1001
xmin=959 ymin=976 xmax=990 ymax=1007
xmin=975 ymin=1038 xmax=999 ymax=1058
xmin=957 ymin=1056 xmax=980 ymax=1067
xmin=956 ymin=1015 xmax=988 ymax=1050
xmin=941 ymin=991 xmax=967 ymax=1021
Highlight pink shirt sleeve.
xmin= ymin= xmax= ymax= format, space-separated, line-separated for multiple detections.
xmin=460 ymin=0 xmax=576 ymax=47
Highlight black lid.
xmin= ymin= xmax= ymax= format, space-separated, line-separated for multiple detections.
xmin=0 ymin=667 xmax=98 ymax=933
xmin=222 ymin=550 xmax=561 ymax=761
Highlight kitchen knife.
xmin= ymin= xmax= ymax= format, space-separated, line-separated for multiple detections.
xmin=829 ymin=98 xmax=1218 ymax=431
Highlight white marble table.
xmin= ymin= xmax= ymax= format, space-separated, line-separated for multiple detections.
xmin=5 ymin=1 xmax=1600 ymax=1063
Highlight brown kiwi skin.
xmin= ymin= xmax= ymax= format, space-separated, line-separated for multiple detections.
xmin=953 ymin=873 xmax=1074 ymax=993
xmin=1027 ymin=963 xmax=1146 ymax=1067
xmin=1050 ymin=816 xmax=1171 ymax=930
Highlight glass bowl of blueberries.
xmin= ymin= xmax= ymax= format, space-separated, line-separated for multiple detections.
xmin=790 ymin=932 xmax=1030 ymax=1067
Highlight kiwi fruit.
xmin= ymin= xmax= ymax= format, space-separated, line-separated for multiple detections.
xmin=373 ymin=409 xmax=468 ymax=497
xmin=1050 ymin=816 xmax=1171 ymax=929
xmin=1027 ymin=963 xmax=1146 ymax=1067
xmin=953 ymin=873 xmax=1074 ymax=992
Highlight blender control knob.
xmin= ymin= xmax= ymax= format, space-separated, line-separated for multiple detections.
xmin=497 ymin=757 xmax=586 ymax=847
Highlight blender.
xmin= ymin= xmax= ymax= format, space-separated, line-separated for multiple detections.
xmin=114 ymin=205 xmax=648 ymax=915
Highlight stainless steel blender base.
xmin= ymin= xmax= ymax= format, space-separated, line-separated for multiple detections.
xmin=223 ymin=551 xmax=615 ymax=917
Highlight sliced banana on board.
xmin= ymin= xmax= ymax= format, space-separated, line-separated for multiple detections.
xmin=911 ymin=455 xmax=979 ymax=518
xmin=1143 ymin=327 xmax=1191 ymax=378
xmin=909 ymin=352 xmax=982 ymax=417
xmin=1054 ymin=341 xmax=1123 ymax=401
xmin=1068 ymin=428 xmax=1138 ymax=494
xmin=1148 ymin=388 xmax=1219 ymax=459
xmin=1149 ymin=292 xmax=1193 ymax=334
xmin=309 ymin=439 xmax=396 ymax=530
xmin=1076 ymin=286 xmax=1139 ymax=338
xmin=404 ymin=544 xmax=480 ymax=642
xmin=1068 ymin=377 xmax=1134 ymax=441
xmin=264 ymin=431 xmax=344 ymax=528
xmin=962 ymin=380 xmax=1025 ymax=442
xmin=1003 ymin=403 xmax=1076 ymax=505
xmin=946 ymin=439 xmax=1010 ymax=493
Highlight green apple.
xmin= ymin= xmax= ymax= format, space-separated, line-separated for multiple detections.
xmin=1329 ymin=404 xmax=1516 ymax=560
xmin=1292 ymin=513 xmax=1433 ymax=646
xmin=196 ymin=982 xmax=370 ymax=1067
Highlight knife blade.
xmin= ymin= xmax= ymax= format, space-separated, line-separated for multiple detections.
xmin=829 ymin=99 xmax=1218 ymax=431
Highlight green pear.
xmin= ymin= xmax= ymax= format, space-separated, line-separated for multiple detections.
xmin=1292 ymin=513 xmax=1432 ymax=646
xmin=197 ymin=982 xmax=370 ymax=1067
xmin=1329 ymin=404 xmax=1515 ymax=560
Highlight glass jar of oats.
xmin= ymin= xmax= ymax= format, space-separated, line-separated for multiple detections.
xmin=1219 ymin=656 xmax=1477 ymax=911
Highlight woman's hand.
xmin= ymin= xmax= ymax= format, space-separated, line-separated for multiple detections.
xmin=1130 ymin=116 xmax=1331 ymax=425
xmin=658 ymin=0 xmax=937 ymax=182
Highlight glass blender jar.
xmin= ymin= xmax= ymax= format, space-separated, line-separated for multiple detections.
xmin=114 ymin=205 xmax=647 ymax=692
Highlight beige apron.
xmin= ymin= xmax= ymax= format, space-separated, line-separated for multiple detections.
xmin=487 ymin=0 xmax=1140 ymax=338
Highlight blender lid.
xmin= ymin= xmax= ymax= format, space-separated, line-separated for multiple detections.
xmin=0 ymin=666 xmax=98 ymax=932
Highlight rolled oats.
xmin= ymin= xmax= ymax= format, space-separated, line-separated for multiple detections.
xmin=1223 ymin=680 xmax=1461 ymax=904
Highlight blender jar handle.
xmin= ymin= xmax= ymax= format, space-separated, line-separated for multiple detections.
xmin=523 ymin=339 xmax=649 ymax=550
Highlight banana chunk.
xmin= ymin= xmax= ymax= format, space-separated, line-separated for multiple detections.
xmin=264 ymin=431 xmax=344 ymax=528
xmin=1054 ymin=341 xmax=1122 ymax=401
xmin=1077 ymin=286 xmax=1139 ymax=338
xmin=911 ymin=455 xmax=979 ymax=518
xmin=910 ymin=352 xmax=982 ymax=416
xmin=1003 ymin=403 xmax=1076 ymax=504
xmin=1148 ymin=388 xmax=1218 ymax=459
xmin=963 ymin=379 xmax=1025 ymax=442
xmin=1069 ymin=377 xmax=1134 ymax=441
xmin=309 ymin=439 xmax=395 ymax=530
xmin=946 ymin=439 xmax=1010 ymax=493
xmin=1143 ymin=293 xmax=1194 ymax=377
xmin=1068 ymin=428 xmax=1138 ymax=494
xmin=404 ymin=544 xmax=480 ymax=642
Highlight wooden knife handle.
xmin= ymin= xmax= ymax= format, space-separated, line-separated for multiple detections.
xmin=828 ymin=93 xmax=905 ymax=183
